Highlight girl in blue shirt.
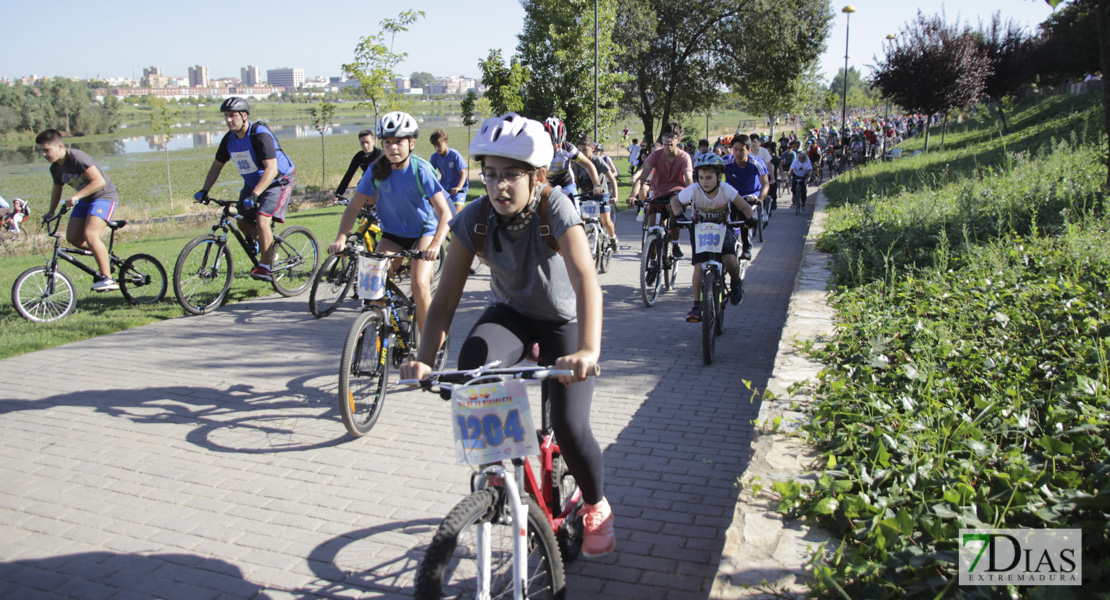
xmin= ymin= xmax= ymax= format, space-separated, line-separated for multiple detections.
xmin=328 ymin=111 xmax=452 ymax=335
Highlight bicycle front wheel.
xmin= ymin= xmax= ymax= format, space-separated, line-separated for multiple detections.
xmin=309 ymin=253 xmax=354 ymax=318
xmin=640 ymin=234 xmax=663 ymax=307
xmin=174 ymin=235 xmax=233 ymax=315
xmin=756 ymin=204 xmax=764 ymax=243
xmin=119 ymin=253 xmax=167 ymax=305
xmin=414 ymin=488 xmax=565 ymax=600
xmin=12 ymin=266 xmax=77 ymax=322
xmin=271 ymin=225 xmax=319 ymax=297
xmin=598 ymin=235 xmax=612 ymax=274
xmin=338 ymin=310 xmax=390 ymax=437
xmin=701 ymin=270 xmax=718 ymax=365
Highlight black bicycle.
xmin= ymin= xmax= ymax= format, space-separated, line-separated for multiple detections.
xmin=308 ymin=202 xmax=381 ymax=318
xmin=173 ymin=197 xmax=320 ymax=315
xmin=12 ymin=206 xmax=167 ymax=322
xmin=337 ymin=248 xmax=449 ymax=437
xmin=678 ymin=217 xmax=748 ymax=365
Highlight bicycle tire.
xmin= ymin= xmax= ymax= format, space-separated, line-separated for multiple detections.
xmin=715 ymin=275 xmax=725 ymax=336
xmin=12 ymin=266 xmax=77 ymax=322
xmin=701 ymin=270 xmax=718 ymax=365
xmin=598 ymin=237 xmax=612 ymax=274
xmin=414 ymin=488 xmax=566 ymax=600
xmin=552 ymin=455 xmax=583 ymax=563
xmin=308 ymin=253 xmax=354 ymax=318
xmin=585 ymin=224 xmax=598 ymax=263
xmin=756 ymin=204 xmax=764 ymax=243
xmin=338 ymin=310 xmax=390 ymax=437
xmin=118 ymin=253 xmax=167 ymax=305
xmin=640 ymin=234 xmax=663 ymax=307
xmin=664 ymin=244 xmax=679 ymax=291
xmin=173 ymin=235 xmax=233 ymax=315
xmin=271 ymin=225 xmax=319 ymax=297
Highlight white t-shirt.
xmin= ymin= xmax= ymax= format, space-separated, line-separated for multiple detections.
xmin=677 ymin=182 xmax=740 ymax=222
xmin=627 ymin=144 xmax=641 ymax=165
xmin=790 ymin=157 xmax=813 ymax=177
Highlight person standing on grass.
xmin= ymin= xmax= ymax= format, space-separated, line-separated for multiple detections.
xmin=195 ymin=97 xmax=296 ymax=282
xmin=36 ymin=129 xmax=121 ymax=292
xmin=334 ymin=130 xmax=382 ymax=203
xmin=429 ymin=128 xmax=469 ymax=215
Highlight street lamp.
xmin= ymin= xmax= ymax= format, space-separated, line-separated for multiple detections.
xmin=841 ymin=5 xmax=856 ymax=134
xmin=882 ymin=33 xmax=896 ymax=158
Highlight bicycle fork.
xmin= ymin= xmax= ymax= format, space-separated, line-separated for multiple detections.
xmin=475 ymin=463 xmax=528 ymax=600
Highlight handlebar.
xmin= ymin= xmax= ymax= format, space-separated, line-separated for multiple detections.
xmin=675 ymin=219 xmax=747 ymax=228
xmin=352 ymin=248 xmax=424 ymax=260
xmin=400 ymin=360 xmax=601 ymax=391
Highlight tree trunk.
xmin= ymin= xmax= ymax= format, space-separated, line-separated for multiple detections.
xmin=164 ymin=146 xmax=173 ymax=213
xmin=768 ymin=114 xmax=776 ymax=140
xmin=993 ymin=101 xmax=1009 ymax=135
xmin=1098 ymin=0 xmax=1110 ymax=189
xmin=320 ymin=134 xmax=327 ymax=190
xmin=940 ymin=113 xmax=949 ymax=149
xmin=640 ymin=114 xmax=655 ymax=147
xmin=923 ymin=120 xmax=932 ymax=153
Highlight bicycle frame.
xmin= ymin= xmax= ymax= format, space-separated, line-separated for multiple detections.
xmin=42 ymin=209 xmax=125 ymax=284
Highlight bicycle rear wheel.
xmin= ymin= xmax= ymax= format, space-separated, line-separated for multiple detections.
xmin=640 ymin=234 xmax=663 ymax=307
xmin=414 ymin=488 xmax=565 ymax=600
xmin=755 ymin=204 xmax=764 ymax=243
xmin=174 ymin=235 xmax=233 ymax=315
xmin=701 ymin=270 xmax=718 ymax=365
xmin=338 ymin=310 xmax=390 ymax=437
xmin=664 ymin=244 xmax=679 ymax=291
xmin=119 ymin=253 xmax=167 ymax=305
xmin=309 ymin=253 xmax=354 ymax=318
xmin=271 ymin=225 xmax=319 ymax=297
xmin=12 ymin=266 xmax=76 ymax=322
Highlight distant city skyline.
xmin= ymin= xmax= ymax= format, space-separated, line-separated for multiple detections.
xmin=5 ymin=0 xmax=1060 ymax=88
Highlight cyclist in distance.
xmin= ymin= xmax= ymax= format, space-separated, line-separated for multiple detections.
xmin=628 ymin=121 xmax=694 ymax=258
xmin=196 ymin=97 xmax=296 ymax=282
xmin=749 ymin=133 xmax=774 ymax=226
xmin=429 ymin=128 xmax=469 ymax=214
xmin=36 ymin=128 xmax=121 ymax=291
xmin=334 ymin=129 xmax=382 ymax=203
xmin=671 ymin=154 xmax=758 ymax=321
xmin=542 ymin=116 xmax=603 ymax=202
xmin=399 ymin=113 xmax=615 ymax=558
xmin=722 ymin=134 xmax=769 ymax=261
xmin=327 ymin=111 xmax=452 ymax=336
xmin=790 ymin=145 xmax=814 ymax=208
xmin=574 ymin=136 xmax=619 ymax=250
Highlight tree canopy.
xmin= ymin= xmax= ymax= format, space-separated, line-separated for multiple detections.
xmin=478 ymin=49 xmax=529 ymax=116
xmin=342 ymin=10 xmax=424 ymax=121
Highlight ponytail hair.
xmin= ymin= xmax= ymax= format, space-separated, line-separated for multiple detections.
xmin=370 ymin=154 xmax=392 ymax=183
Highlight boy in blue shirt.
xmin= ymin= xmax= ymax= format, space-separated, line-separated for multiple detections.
xmin=722 ymin=135 xmax=769 ymax=261
xmin=429 ymin=129 xmax=469 ymax=214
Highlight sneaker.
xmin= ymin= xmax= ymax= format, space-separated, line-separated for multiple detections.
xmin=740 ymin=247 xmax=752 ymax=261
xmin=250 ymin=266 xmax=273 ymax=281
xmin=686 ymin=304 xmax=701 ymax=322
xmin=610 ymin=237 xmax=619 ymax=252
xmin=672 ymin=243 xmax=684 ymax=258
xmin=581 ymin=498 xmax=616 ymax=558
xmin=91 ymin=276 xmax=119 ymax=292
xmin=645 ymin=260 xmax=658 ymax=286
xmin=730 ymin=280 xmax=744 ymax=306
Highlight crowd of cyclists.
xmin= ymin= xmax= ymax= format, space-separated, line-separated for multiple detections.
xmin=14 ymin=96 xmax=925 ymax=567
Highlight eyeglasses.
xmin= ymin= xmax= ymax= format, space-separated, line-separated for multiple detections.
xmin=480 ymin=169 xmax=530 ymax=186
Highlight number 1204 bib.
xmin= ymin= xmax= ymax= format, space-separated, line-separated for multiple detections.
xmin=450 ymin=380 xmax=538 ymax=465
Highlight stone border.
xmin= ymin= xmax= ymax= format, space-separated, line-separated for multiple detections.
xmin=711 ymin=189 xmax=838 ymax=599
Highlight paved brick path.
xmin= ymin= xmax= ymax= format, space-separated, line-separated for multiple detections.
xmin=0 ymin=191 xmax=815 ymax=599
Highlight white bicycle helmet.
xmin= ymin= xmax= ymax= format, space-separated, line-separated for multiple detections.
xmin=377 ymin=111 xmax=419 ymax=139
xmin=470 ymin=113 xmax=554 ymax=169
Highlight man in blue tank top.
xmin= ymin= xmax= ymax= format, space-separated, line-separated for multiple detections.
xmin=196 ymin=97 xmax=296 ymax=281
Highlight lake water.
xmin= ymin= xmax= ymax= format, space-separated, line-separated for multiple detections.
xmin=0 ymin=117 xmax=458 ymax=167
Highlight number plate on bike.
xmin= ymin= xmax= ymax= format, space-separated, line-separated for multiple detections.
xmin=357 ymin=256 xmax=388 ymax=300
xmin=450 ymin=380 xmax=538 ymax=465
xmin=694 ymin=222 xmax=726 ymax=254
xmin=580 ymin=201 xmax=600 ymax=220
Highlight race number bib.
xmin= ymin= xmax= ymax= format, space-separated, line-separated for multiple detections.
xmin=580 ymin=201 xmax=600 ymax=220
xmin=451 ymin=380 xmax=538 ymax=465
xmin=357 ymin=256 xmax=388 ymax=300
xmin=230 ymin=150 xmax=258 ymax=176
xmin=694 ymin=222 xmax=726 ymax=254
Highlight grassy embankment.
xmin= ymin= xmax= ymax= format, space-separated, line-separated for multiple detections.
xmin=764 ymin=92 xmax=1109 ymax=598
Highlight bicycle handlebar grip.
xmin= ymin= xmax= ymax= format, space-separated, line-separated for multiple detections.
xmin=588 ymin=363 xmax=601 ymax=377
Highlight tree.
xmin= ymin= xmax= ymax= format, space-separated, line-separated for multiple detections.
xmin=309 ymin=100 xmax=336 ymax=191
xmin=516 ymin=0 xmax=625 ymax=142
xmin=1033 ymin=0 xmax=1099 ymax=85
xmin=975 ymin=13 xmax=1036 ymax=134
xmin=871 ymin=12 xmax=992 ymax=152
xmin=342 ymin=10 xmax=424 ymax=122
xmin=460 ymin=89 xmax=480 ymax=163
xmin=478 ymin=49 xmax=530 ymax=116
xmin=410 ymin=71 xmax=435 ymax=89
xmin=149 ymin=98 xmax=178 ymax=212
xmin=730 ymin=0 xmax=833 ymax=139
xmin=828 ymin=67 xmax=877 ymax=109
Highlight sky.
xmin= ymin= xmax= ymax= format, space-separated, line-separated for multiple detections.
xmin=4 ymin=0 xmax=1060 ymax=86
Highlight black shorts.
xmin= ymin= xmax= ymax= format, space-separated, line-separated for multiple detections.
xmin=381 ymin=231 xmax=423 ymax=250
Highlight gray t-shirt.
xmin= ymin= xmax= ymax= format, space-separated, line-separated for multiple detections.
xmin=450 ymin=188 xmax=582 ymax=323
xmin=49 ymin=149 xmax=119 ymax=202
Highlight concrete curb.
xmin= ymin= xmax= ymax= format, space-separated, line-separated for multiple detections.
xmin=711 ymin=189 xmax=838 ymax=599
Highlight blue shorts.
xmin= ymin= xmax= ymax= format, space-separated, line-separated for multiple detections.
xmin=71 ymin=198 xmax=118 ymax=222
xmin=561 ymin=183 xmax=578 ymax=198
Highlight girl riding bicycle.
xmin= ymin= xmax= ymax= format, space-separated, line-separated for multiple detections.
xmin=399 ymin=113 xmax=615 ymax=558
xmin=328 ymin=111 xmax=453 ymax=336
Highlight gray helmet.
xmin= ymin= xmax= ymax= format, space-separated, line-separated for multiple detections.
xmin=220 ymin=97 xmax=250 ymax=114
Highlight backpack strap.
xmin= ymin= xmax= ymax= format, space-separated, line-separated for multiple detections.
xmin=374 ymin=155 xmax=430 ymax=199
xmin=537 ymin=185 xmax=561 ymax=255
xmin=473 ymin=186 xmax=561 ymax=259
xmin=473 ymin=195 xmax=491 ymax=261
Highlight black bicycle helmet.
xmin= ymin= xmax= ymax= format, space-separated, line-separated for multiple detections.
xmin=220 ymin=97 xmax=250 ymax=114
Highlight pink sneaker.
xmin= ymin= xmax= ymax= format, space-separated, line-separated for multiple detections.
xmin=250 ymin=266 xmax=273 ymax=281
xmin=581 ymin=498 xmax=615 ymax=558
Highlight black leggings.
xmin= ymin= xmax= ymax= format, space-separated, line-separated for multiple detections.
xmin=458 ymin=304 xmax=605 ymax=505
